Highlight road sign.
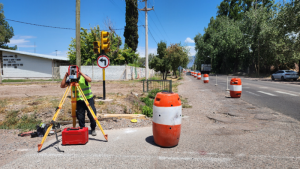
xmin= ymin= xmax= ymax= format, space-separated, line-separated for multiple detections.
xmin=97 ymin=55 xmax=110 ymax=69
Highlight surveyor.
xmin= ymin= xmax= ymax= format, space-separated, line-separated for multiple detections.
xmin=60 ymin=69 xmax=97 ymax=136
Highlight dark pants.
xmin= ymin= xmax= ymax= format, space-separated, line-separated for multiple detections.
xmin=76 ymin=98 xmax=97 ymax=130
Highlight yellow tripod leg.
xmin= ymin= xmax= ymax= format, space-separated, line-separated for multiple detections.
xmin=38 ymin=86 xmax=71 ymax=152
xmin=76 ymin=85 xmax=108 ymax=141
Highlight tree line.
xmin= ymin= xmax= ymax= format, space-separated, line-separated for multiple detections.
xmin=194 ymin=0 xmax=300 ymax=75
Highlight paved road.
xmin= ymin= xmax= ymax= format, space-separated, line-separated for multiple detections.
xmin=2 ymin=76 xmax=300 ymax=168
xmin=193 ymin=74 xmax=300 ymax=121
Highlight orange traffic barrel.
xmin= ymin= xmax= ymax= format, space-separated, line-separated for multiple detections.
xmin=230 ymin=78 xmax=242 ymax=98
xmin=203 ymin=74 xmax=209 ymax=83
xmin=191 ymin=71 xmax=194 ymax=76
xmin=197 ymin=72 xmax=201 ymax=80
xmin=153 ymin=92 xmax=182 ymax=147
xmin=194 ymin=72 xmax=197 ymax=78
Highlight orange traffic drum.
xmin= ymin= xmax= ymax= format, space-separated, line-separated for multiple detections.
xmin=153 ymin=92 xmax=182 ymax=147
xmin=230 ymin=78 xmax=242 ymax=98
xmin=197 ymin=72 xmax=201 ymax=80
xmin=203 ymin=74 xmax=209 ymax=83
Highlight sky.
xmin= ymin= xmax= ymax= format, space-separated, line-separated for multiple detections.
xmin=2 ymin=0 xmax=227 ymax=59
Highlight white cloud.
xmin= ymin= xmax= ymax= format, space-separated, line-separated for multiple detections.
xmin=136 ymin=46 xmax=157 ymax=58
xmin=184 ymin=37 xmax=195 ymax=43
xmin=50 ymin=50 xmax=69 ymax=58
xmin=19 ymin=36 xmax=36 ymax=39
xmin=8 ymin=35 xmax=36 ymax=48
xmin=185 ymin=46 xmax=196 ymax=56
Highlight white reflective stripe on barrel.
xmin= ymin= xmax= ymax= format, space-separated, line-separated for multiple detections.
xmin=230 ymin=85 xmax=242 ymax=91
xmin=198 ymin=75 xmax=201 ymax=78
xmin=203 ymin=77 xmax=209 ymax=80
xmin=153 ymin=105 xmax=182 ymax=125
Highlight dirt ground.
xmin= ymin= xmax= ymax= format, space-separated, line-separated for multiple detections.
xmin=0 ymin=80 xmax=156 ymax=167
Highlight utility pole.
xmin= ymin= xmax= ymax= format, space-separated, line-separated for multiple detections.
xmin=139 ymin=0 xmax=153 ymax=80
xmin=76 ymin=0 xmax=81 ymax=69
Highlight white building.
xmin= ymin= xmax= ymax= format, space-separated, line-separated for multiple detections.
xmin=0 ymin=48 xmax=69 ymax=79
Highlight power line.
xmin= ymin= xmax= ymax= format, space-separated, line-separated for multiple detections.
xmin=152 ymin=10 xmax=170 ymax=42
xmin=148 ymin=15 xmax=167 ymax=41
xmin=4 ymin=18 xmax=143 ymax=31
xmin=148 ymin=27 xmax=157 ymax=44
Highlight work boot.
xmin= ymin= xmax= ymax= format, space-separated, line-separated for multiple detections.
xmin=91 ymin=129 xmax=97 ymax=136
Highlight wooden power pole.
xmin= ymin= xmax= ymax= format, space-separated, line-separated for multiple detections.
xmin=139 ymin=0 xmax=153 ymax=80
xmin=76 ymin=0 xmax=81 ymax=69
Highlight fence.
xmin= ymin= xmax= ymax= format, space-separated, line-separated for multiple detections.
xmin=59 ymin=65 xmax=156 ymax=80
xmin=142 ymin=80 xmax=172 ymax=92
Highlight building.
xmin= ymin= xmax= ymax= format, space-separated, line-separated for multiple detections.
xmin=0 ymin=48 xmax=69 ymax=79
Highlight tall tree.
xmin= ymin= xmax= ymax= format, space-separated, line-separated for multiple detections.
xmin=0 ymin=3 xmax=16 ymax=50
xmin=149 ymin=41 xmax=170 ymax=80
xmin=124 ymin=0 xmax=139 ymax=52
xmin=217 ymin=0 xmax=274 ymax=21
xmin=166 ymin=44 xmax=189 ymax=77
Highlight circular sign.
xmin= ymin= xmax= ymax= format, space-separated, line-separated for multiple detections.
xmin=97 ymin=55 xmax=110 ymax=68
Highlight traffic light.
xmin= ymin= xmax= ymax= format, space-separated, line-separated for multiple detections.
xmin=93 ymin=41 xmax=100 ymax=54
xmin=101 ymin=31 xmax=110 ymax=53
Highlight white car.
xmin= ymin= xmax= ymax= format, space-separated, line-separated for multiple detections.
xmin=271 ymin=70 xmax=299 ymax=81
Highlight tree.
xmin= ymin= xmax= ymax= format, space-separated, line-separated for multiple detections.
xmin=68 ymin=26 xmax=123 ymax=65
xmin=137 ymin=53 xmax=155 ymax=68
xmin=149 ymin=41 xmax=170 ymax=80
xmin=166 ymin=43 xmax=189 ymax=77
xmin=217 ymin=0 xmax=275 ymax=21
xmin=124 ymin=0 xmax=139 ymax=52
xmin=0 ymin=3 xmax=16 ymax=50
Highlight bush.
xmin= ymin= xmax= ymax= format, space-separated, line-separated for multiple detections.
xmin=142 ymin=106 xmax=153 ymax=117
xmin=140 ymin=97 xmax=154 ymax=107
xmin=148 ymin=89 xmax=161 ymax=99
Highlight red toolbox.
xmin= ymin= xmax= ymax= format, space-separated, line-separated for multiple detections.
xmin=62 ymin=127 xmax=89 ymax=145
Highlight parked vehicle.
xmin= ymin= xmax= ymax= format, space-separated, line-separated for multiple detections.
xmin=271 ymin=70 xmax=299 ymax=81
xmin=201 ymin=64 xmax=211 ymax=74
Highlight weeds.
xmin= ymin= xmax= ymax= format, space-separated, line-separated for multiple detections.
xmin=142 ymin=106 xmax=153 ymax=117
xmin=0 ymin=99 xmax=8 ymax=108
xmin=140 ymin=89 xmax=160 ymax=117
xmin=98 ymin=101 xmax=104 ymax=105
xmin=180 ymin=96 xmax=192 ymax=108
xmin=148 ymin=89 xmax=161 ymax=99
xmin=0 ymin=111 xmax=41 ymax=131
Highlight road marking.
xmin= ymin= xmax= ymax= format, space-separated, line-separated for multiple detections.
xmin=259 ymin=87 xmax=268 ymax=88
xmin=276 ymin=91 xmax=298 ymax=96
xmin=257 ymin=91 xmax=276 ymax=96
xmin=158 ymin=156 xmax=232 ymax=162
xmin=246 ymin=91 xmax=260 ymax=96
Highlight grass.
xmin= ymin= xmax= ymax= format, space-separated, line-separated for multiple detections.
xmin=180 ymin=96 xmax=192 ymax=108
xmin=98 ymin=101 xmax=104 ymax=105
xmin=0 ymin=99 xmax=8 ymax=108
xmin=0 ymin=110 xmax=41 ymax=131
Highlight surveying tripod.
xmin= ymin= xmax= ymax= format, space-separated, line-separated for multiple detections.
xmin=37 ymin=82 xmax=108 ymax=152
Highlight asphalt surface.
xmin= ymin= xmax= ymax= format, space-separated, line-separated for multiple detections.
xmin=2 ymin=75 xmax=300 ymax=168
xmin=198 ymin=75 xmax=300 ymax=121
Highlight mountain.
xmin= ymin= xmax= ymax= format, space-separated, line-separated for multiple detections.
xmin=187 ymin=56 xmax=195 ymax=68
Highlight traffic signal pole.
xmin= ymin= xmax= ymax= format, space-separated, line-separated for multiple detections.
xmin=102 ymin=51 xmax=106 ymax=100
xmin=139 ymin=0 xmax=153 ymax=80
